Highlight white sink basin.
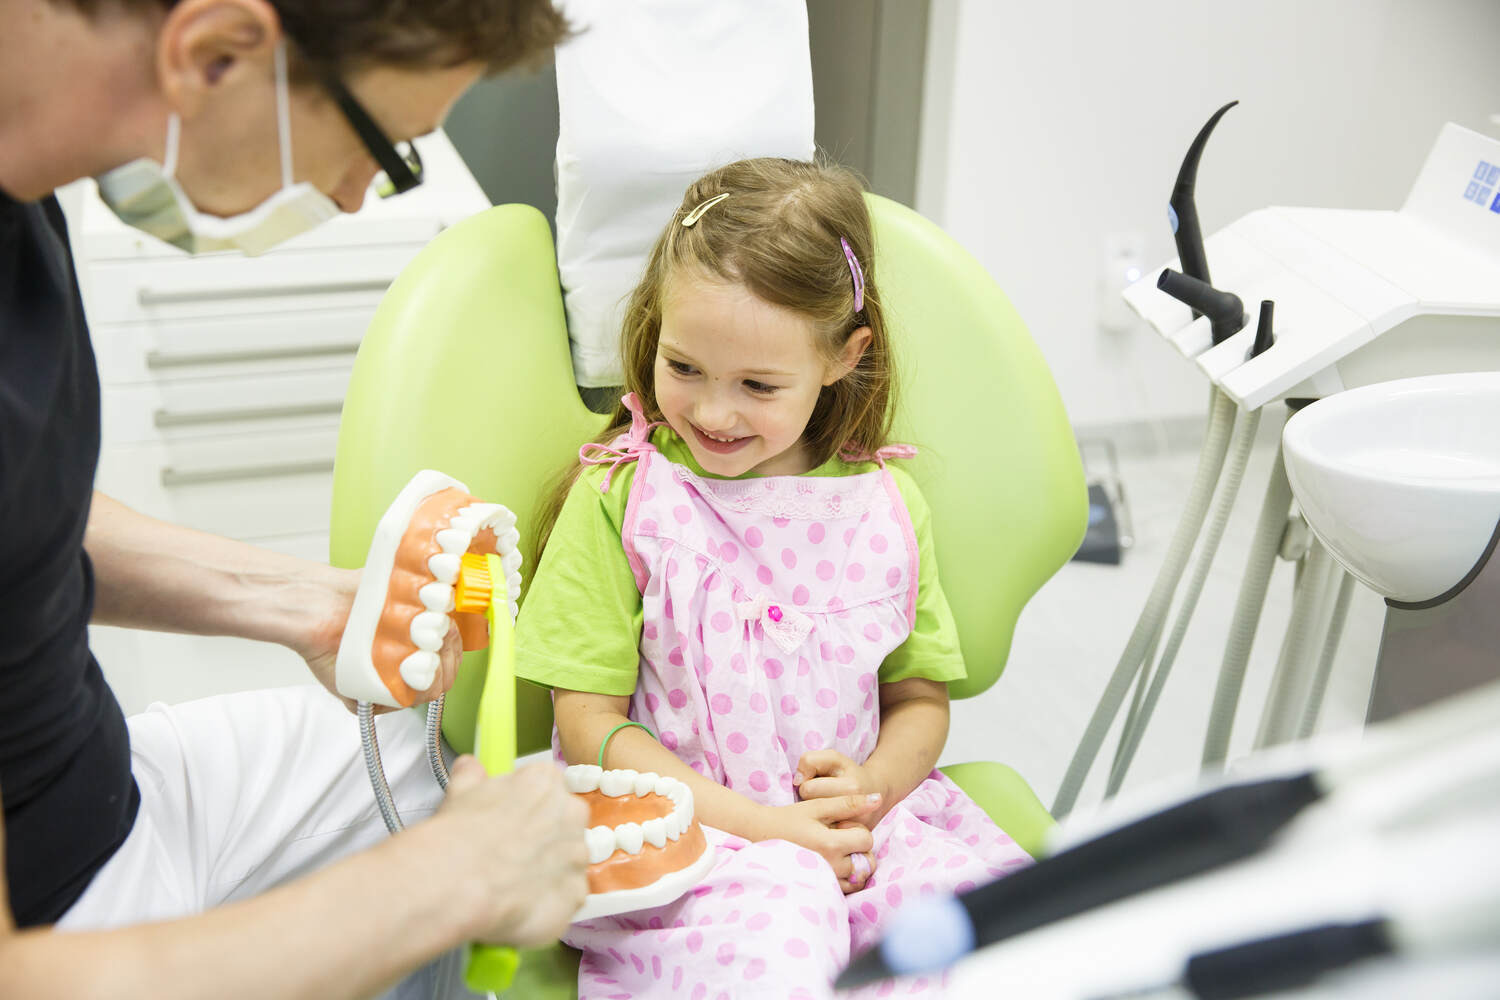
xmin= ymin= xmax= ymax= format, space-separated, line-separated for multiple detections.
xmin=1283 ymin=372 xmax=1500 ymax=604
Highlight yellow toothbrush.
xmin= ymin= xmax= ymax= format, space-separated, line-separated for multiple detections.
xmin=452 ymin=552 xmax=520 ymax=993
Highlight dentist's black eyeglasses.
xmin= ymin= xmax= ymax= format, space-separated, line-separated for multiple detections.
xmin=322 ymin=75 xmax=424 ymax=198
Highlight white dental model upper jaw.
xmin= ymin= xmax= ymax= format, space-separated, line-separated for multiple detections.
xmin=564 ymin=766 xmax=696 ymax=864
xmin=398 ymin=502 xmax=524 ymax=691
xmin=333 ymin=470 xmax=528 ymax=707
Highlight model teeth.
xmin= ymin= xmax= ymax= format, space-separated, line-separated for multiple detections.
xmin=599 ymin=769 xmax=637 ymax=797
xmin=641 ymin=817 xmax=667 ymax=849
xmin=586 ymin=825 xmax=617 ymax=864
xmin=565 ymin=765 xmax=697 ymax=859
xmin=566 ymin=765 xmax=604 ymax=794
xmin=435 ymin=528 xmax=470 ymax=555
xmin=428 ymin=553 xmax=460 ymax=584
xmin=399 ymin=650 xmax=439 ymax=690
xmin=615 ymin=822 xmax=644 ymax=855
xmin=410 ymin=611 xmax=450 ymax=652
xmin=418 ymin=582 xmax=455 ymax=614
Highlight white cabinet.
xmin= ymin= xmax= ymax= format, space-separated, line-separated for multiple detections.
xmin=68 ymin=132 xmax=491 ymax=713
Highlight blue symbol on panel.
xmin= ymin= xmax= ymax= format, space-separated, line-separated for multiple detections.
xmin=1489 ymin=164 xmax=1500 ymax=186
xmin=1491 ymin=191 xmax=1500 ymax=214
xmin=1478 ymin=161 xmax=1493 ymax=181
xmin=1467 ymin=181 xmax=1483 ymax=203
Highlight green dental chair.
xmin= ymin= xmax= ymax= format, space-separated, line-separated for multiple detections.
xmin=330 ymin=195 xmax=1087 ymax=997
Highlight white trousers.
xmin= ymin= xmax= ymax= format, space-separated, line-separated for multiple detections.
xmin=57 ymin=686 xmax=473 ymax=999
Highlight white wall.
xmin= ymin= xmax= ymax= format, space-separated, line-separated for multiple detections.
xmin=918 ymin=0 xmax=1500 ymax=428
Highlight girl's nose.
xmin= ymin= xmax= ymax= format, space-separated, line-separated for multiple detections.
xmin=694 ymin=393 xmax=736 ymax=433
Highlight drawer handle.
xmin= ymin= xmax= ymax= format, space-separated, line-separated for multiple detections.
xmin=160 ymin=458 xmax=336 ymax=487
xmin=154 ymin=400 xmax=344 ymax=428
xmin=146 ymin=341 xmax=360 ymax=369
xmin=137 ymin=278 xmax=392 ymax=306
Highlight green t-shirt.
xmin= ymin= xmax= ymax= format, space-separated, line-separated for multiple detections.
xmin=515 ymin=428 xmax=965 ymax=697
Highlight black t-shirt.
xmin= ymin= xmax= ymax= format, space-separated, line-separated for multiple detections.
xmin=0 ymin=185 xmax=138 ymax=925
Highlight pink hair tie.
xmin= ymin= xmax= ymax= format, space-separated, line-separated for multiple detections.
xmin=840 ymin=237 xmax=865 ymax=314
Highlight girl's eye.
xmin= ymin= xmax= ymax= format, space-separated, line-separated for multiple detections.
xmin=744 ymin=380 xmax=780 ymax=395
xmin=665 ymin=359 xmax=698 ymax=376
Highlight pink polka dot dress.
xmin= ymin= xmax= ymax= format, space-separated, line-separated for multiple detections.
xmin=558 ymin=397 xmax=1031 ymax=999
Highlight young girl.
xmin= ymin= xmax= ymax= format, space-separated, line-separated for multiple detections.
xmin=516 ymin=158 xmax=1030 ymax=999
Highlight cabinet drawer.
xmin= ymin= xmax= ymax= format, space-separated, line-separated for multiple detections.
xmin=101 ymin=368 xmax=350 ymax=448
xmin=91 ymin=308 xmax=370 ymax=386
xmin=84 ymin=244 xmax=424 ymax=325
xmin=83 ymin=214 xmax=443 ymax=263
xmin=96 ymin=429 xmax=339 ymax=541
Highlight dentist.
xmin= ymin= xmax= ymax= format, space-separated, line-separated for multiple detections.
xmin=0 ymin=2 xmax=588 ymax=997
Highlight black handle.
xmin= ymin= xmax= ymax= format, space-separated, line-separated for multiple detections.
xmin=1158 ymin=269 xmax=1245 ymax=345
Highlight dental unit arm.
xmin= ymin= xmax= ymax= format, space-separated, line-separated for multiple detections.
xmin=1064 ymin=117 xmax=1500 ymax=816
xmin=1055 ymin=101 xmax=1252 ymax=816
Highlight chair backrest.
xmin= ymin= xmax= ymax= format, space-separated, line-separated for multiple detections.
xmin=330 ymin=197 xmax=1086 ymax=757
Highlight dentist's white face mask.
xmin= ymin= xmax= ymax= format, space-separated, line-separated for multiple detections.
xmin=95 ymin=41 xmax=340 ymax=256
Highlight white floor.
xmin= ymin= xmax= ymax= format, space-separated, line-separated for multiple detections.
xmin=939 ymin=418 xmax=1386 ymax=817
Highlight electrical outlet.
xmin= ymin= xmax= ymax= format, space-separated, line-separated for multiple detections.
xmin=1100 ymin=231 xmax=1147 ymax=334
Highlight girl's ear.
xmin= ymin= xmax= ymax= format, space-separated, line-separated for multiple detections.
xmin=824 ymin=325 xmax=872 ymax=385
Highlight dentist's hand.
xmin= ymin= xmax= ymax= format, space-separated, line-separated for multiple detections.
xmin=436 ymin=757 xmax=591 ymax=947
xmin=296 ymin=564 xmax=462 ymax=712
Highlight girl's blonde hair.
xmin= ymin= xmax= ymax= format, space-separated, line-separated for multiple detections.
xmin=536 ymin=156 xmax=896 ymax=554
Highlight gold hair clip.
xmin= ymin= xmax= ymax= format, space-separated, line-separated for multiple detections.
xmin=681 ymin=192 xmax=730 ymax=227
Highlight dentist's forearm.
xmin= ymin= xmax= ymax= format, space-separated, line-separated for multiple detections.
xmin=84 ymin=491 xmax=344 ymax=655
xmin=0 ymin=818 xmax=484 ymax=1000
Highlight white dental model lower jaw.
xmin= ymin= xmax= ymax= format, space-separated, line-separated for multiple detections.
xmin=565 ymin=765 xmax=696 ymax=863
xmin=334 ymin=469 xmax=525 ymax=707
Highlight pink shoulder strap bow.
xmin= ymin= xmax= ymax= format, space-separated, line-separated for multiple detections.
xmin=579 ymin=392 xmax=665 ymax=494
xmin=838 ymin=442 xmax=919 ymax=468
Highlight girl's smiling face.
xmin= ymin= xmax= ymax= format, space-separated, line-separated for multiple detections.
xmin=655 ymin=274 xmax=857 ymax=478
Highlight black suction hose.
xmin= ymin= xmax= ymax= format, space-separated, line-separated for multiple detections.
xmin=1170 ymin=100 xmax=1239 ymax=303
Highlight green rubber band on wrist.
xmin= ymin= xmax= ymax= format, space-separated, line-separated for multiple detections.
xmin=598 ymin=721 xmax=657 ymax=768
